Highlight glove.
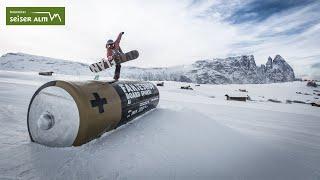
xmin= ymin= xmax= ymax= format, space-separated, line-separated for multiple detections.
xmin=121 ymin=32 xmax=124 ymax=35
xmin=107 ymin=56 xmax=113 ymax=61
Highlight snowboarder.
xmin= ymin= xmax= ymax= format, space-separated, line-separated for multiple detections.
xmin=89 ymin=32 xmax=138 ymax=74
xmin=106 ymin=32 xmax=125 ymax=80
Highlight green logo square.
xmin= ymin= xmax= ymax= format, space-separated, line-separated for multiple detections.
xmin=6 ymin=7 xmax=65 ymax=25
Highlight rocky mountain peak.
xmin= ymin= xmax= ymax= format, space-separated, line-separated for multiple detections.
xmin=266 ymin=56 xmax=273 ymax=70
xmin=264 ymin=55 xmax=295 ymax=83
xmin=0 ymin=52 xmax=296 ymax=84
xmin=273 ymin=55 xmax=285 ymax=62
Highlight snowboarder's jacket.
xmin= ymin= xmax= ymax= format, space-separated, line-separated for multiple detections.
xmin=106 ymin=32 xmax=124 ymax=58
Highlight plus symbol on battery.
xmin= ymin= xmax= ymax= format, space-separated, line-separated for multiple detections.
xmin=90 ymin=93 xmax=107 ymax=113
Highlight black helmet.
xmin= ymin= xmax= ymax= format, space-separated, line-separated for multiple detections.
xmin=107 ymin=39 xmax=114 ymax=45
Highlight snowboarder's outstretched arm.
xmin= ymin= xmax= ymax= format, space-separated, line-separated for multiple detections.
xmin=114 ymin=32 xmax=124 ymax=47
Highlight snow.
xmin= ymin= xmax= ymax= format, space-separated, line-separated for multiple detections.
xmin=0 ymin=53 xmax=296 ymax=84
xmin=0 ymin=70 xmax=320 ymax=179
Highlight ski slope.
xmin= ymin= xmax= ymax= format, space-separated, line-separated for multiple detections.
xmin=0 ymin=70 xmax=320 ymax=179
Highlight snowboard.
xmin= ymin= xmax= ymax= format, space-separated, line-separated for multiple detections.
xmin=89 ymin=50 xmax=139 ymax=73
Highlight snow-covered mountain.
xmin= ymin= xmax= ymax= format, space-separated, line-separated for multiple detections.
xmin=127 ymin=55 xmax=295 ymax=84
xmin=0 ymin=53 xmax=90 ymax=76
xmin=262 ymin=55 xmax=296 ymax=83
xmin=0 ymin=52 xmax=295 ymax=84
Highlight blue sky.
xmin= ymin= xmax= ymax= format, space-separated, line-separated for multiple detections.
xmin=0 ymin=0 xmax=319 ymax=79
xmin=226 ymin=0 xmax=316 ymax=24
xmin=190 ymin=0 xmax=320 ymax=79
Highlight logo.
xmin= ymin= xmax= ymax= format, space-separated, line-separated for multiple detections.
xmin=6 ymin=7 xmax=65 ymax=25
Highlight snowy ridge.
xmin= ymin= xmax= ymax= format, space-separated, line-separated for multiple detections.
xmin=129 ymin=55 xmax=295 ymax=84
xmin=0 ymin=53 xmax=89 ymax=76
xmin=0 ymin=52 xmax=295 ymax=84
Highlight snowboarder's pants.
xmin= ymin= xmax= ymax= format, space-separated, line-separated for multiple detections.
xmin=114 ymin=64 xmax=121 ymax=80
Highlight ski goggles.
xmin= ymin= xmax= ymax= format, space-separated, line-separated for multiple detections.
xmin=107 ymin=44 xmax=114 ymax=48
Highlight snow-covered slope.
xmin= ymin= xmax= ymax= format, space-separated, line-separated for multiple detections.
xmin=0 ymin=71 xmax=319 ymax=179
xmin=0 ymin=53 xmax=90 ymax=76
xmin=0 ymin=52 xmax=295 ymax=84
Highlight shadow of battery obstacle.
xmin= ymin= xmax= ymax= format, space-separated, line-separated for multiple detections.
xmin=27 ymin=80 xmax=160 ymax=147
xmin=87 ymin=108 xmax=161 ymax=147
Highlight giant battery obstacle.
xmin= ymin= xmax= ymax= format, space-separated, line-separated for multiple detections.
xmin=27 ymin=80 xmax=159 ymax=147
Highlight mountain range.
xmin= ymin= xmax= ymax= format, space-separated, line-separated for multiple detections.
xmin=0 ymin=52 xmax=295 ymax=84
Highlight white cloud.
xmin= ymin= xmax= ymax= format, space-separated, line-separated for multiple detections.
xmin=0 ymin=0 xmax=238 ymax=67
xmin=225 ymin=2 xmax=320 ymax=78
xmin=0 ymin=0 xmax=319 ymax=79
